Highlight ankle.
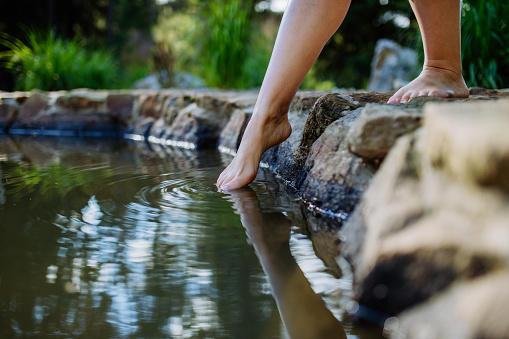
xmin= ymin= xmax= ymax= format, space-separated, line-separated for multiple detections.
xmin=423 ymin=60 xmax=463 ymax=79
xmin=252 ymin=103 xmax=290 ymax=126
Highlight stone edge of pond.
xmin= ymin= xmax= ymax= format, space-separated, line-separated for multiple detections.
xmin=2 ymin=87 xmax=509 ymax=338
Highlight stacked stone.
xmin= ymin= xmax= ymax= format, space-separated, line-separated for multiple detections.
xmin=1 ymin=87 xmax=509 ymax=338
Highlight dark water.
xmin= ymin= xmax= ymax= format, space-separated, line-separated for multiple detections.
xmin=0 ymin=135 xmax=382 ymax=339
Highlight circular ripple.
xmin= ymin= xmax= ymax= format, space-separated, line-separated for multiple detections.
xmin=137 ymin=170 xmax=231 ymax=214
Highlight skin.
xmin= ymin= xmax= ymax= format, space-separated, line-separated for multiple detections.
xmin=225 ymin=187 xmax=347 ymax=339
xmin=217 ymin=0 xmax=469 ymax=191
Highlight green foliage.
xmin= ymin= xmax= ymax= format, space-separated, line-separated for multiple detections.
xmin=198 ymin=0 xmax=254 ymax=88
xmin=153 ymin=4 xmax=273 ymax=89
xmin=461 ymin=0 xmax=509 ymax=88
xmin=152 ymin=10 xmax=200 ymax=73
xmin=314 ymin=0 xmax=418 ymax=89
xmin=0 ymin=31 xmax=120 ymax=91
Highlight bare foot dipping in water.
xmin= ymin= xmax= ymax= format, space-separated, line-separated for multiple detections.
xmin=217 ymin=0 xmax=469 ymax=190
xmin=217 ymin=110 xmax=292 ymax=190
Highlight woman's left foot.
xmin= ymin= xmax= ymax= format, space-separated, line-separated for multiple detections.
xmin=388 ymin=66 xmax=469 ymax=104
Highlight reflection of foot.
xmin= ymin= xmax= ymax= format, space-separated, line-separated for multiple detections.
xmin=388 ymin=66 xmax=469 ymax=104
xmin=217 ymin=112 xmax=291 ymax=191
xmin=224 ymin=187 xmax=291 ymax=252
xmin=225 ymin=190 xmax=347 ymax=339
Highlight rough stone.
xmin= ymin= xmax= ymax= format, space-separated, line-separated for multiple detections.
xmin=149 ymin=94 xmax=195 ymax=138
xmin=11 ymin=91 xmax=121 ymax=135
xmin=300 ymin=108 xmax=375 ymax=214
xmin=261 ymin=92 xmax=327 ymax=186
xmin=391 ymin=272 xmax=509 ymax=339
xmin=346 ymin=103 xmax=422 ymax=159
xmin=55 ymin=92 xmax=107 ymax=111
xmin=423 ymin=99 xmax=509 ymax=191
xmin=106 ymin=94 xmax=135 ymax=124
xmin=0 ymin=98 xmax=19 ymax=131
xmin=341 ymin=99 xmax=509 ymax=324
xmin=262 ymin=92 xmax=390 ymax=188
xmin=218 ymin=108 xmax=252 ymax=154
xmin=163 ymin=103 xmax=222 ymax=149
xmin=16 ymin=91 xmax=50 ymax=124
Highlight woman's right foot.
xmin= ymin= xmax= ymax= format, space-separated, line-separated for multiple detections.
xmin=217 ymin=111 xmax=292 ymax=191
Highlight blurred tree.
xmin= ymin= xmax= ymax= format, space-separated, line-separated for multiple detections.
xmin=315 ymin=0 xmax=418 ymax=89
xmin=0 ymin=0 xmax=158 ymax=91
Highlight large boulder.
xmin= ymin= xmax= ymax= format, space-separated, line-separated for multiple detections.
xmin=340 ymin=99 xmax=509 ymax=337
xmin=423 ymin=100 xmax=509 ymax=191
xmin=368 ymin=39 xmax=419 ymax=92
xmin=391 ymin=272 xmax=509 ymax=339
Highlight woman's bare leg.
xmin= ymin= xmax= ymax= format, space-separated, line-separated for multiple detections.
xmin=388 ymin=0 xmax=469 ymax=104
xmin=217 ymin=0 xmax=351 ymax=190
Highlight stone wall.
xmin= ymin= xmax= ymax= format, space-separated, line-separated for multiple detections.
xmin=1 ymin=87 xmax=509 ymax=338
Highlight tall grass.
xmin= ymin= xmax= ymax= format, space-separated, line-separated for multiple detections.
xmin=0 ymin=31 xmax=120 ymax=91
xmin=199 ymin=0 xmax=253 ymax=88
xmin=461 ymin=0 xmax=509 ymax=89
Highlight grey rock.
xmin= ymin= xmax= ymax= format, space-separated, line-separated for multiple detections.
xmin=300 ymin=108 xmax=375 ymax=215
xmin=423 ymin=99 xmax=509 ymax=191
xmin=347 ymin=103 xmax=422 ymax=159
xmin=391 ymin=272 xmax=509 ymax=339
xmin=218 ymin=108 xmax=252 ymax=154
xmin=133 ymin=72 xmax=206 ymax=90
xmin=0 ymin=98 xmax=20 ymax=131
xmin=106 ymin=94 xmax=135 ymax=125
xmin=163 ymin=103 xmax=222 ymax=149
xmin=368 ymin=39 xmax=419 ymax=92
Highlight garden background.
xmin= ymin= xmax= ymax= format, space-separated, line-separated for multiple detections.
xmin=0 ymin=0 xmax=507 ymax=93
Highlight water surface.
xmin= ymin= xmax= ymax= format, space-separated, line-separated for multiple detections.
xmin=0 ymin=135 xmax=382 ymax=338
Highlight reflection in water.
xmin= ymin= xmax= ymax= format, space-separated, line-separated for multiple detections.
xmin=226 ymin=188 xmax=347 ymax=339
xmin=0 ymin=135 xmax=382 ymax=338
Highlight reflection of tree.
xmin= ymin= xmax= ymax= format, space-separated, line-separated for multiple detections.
xmin=0 ymin=138 xmax=284 ymax=338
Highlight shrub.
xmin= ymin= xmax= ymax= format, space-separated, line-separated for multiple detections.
xmin=461 ymin=0 xmax=509 ymax=88
xmin=198 ymin=0 xmax=254 ymax=88
xmin=0 ymin=31 xmax=120 ymax=91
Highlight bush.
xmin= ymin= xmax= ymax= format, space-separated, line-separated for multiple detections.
xmin=461 ymin=0 xmax=509 ymax=88
xmin=0 ymin=31 xmax=120 ymax=91
xmin=198 ymin=0 xmax=254 ymax=88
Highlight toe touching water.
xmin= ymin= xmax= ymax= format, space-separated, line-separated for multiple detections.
xmin=217 ymin=0 xmax=469 ymax=189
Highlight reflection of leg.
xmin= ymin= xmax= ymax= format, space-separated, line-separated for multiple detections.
xmin=388 ymin=0 xmax=469 ymax=103
xmin=217 ymin=0 xmax=351 ymax=190
xmin=225 ymin=188 xmax=346 ymax=339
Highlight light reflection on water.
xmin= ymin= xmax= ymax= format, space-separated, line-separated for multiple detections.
xmin=0 ymin=135 xmax=382 ymax=339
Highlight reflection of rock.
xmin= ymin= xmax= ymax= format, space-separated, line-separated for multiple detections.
xmin=368 ymin=39 xmax=419 ymax=92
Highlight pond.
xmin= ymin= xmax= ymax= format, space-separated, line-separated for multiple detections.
xmin=0 ymin=135 xmax=382 ymax=338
